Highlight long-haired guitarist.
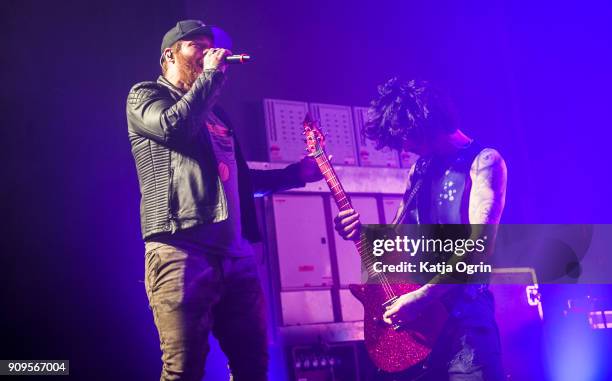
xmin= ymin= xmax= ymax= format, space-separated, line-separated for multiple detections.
xmin=334 ymin=78 xmax=508 ymax=381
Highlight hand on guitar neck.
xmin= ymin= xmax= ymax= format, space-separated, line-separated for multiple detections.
xmin=333 ymin=208 xmax=362 ymax=242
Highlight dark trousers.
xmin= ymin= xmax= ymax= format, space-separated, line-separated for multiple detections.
xmin=144 ymin=242 xmax=268 ymax=381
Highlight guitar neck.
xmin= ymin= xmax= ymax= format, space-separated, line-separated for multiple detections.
xmin=314 ymin=152 xmax=379 ymax=278
xmin=314 ymin=153 xmax=353 ymax=211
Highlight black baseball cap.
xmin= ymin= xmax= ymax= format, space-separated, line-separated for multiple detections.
xmin=159 ymin=20 xmax=232 ymax=65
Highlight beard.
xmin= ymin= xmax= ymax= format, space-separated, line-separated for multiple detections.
xmin=175 ymin=52 xmax=203 ymax=90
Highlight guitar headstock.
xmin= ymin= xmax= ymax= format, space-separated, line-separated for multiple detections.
xmin=303 ymin=112 xmax=326 ymax=157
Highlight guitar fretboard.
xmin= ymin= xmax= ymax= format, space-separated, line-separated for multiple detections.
xmin=314 ymin=152 xmax=382 ymax=280
xmin=315 ymin=153 xmax=351 ymax=211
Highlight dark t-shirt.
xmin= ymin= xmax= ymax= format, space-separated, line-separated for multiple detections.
xmin=151 ymin=113 xmax=254 ymax=257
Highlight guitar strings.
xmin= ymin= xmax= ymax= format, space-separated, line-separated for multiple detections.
xmin=315 ymin=153 xmax=398 ymax=301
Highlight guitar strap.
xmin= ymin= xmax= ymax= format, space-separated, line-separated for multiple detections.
xmin=393 ymin=158 xmax=431 ymax=225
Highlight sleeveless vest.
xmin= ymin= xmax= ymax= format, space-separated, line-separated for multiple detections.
xmin=400 ymin=142 xmax=496 ymax=322
xmin=403 ymin=142 xmax=482 ymax=224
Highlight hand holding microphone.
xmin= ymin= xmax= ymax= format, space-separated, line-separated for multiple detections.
xmin=203 ymin=48 xmax=252 ymax=72
xmin=203 ymin=48 xmax=231 ymax=72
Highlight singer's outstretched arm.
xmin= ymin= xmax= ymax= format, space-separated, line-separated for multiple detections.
xmin=126 ymin=68 xmax=225 ymax=145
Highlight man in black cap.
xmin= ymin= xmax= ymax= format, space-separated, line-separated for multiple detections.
xmin=126 ymin=20 xmax=321 ymax=381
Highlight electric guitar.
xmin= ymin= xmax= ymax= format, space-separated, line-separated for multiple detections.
xmin=303 ymin=114 xmax=446 ymax=373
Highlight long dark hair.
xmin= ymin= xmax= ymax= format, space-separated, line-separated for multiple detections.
xmin=364 ymin=78 xmax=457 ymax=151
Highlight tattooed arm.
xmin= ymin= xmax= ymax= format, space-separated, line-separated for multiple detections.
xmin=383 ymin=148 xmax=508 ymax=325
xmin=468 ymin=148 xmax=508 ymax=224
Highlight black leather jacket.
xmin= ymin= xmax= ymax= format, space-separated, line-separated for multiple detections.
xmin=126 ymin=69 xmax=304 ymax=241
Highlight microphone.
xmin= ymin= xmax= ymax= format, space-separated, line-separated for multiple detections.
xmin=225 ymin=54 xmax=251 ymax=64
